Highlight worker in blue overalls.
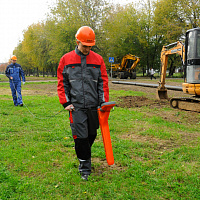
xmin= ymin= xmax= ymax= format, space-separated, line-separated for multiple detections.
xmin=5 ymin=55 xmax=26 ymax=106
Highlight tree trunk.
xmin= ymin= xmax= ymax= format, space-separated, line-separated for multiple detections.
xmin=55 ymin=65 xmax=57 ymax=77
xmin=169 ymin=59 xmax=174 ymax=76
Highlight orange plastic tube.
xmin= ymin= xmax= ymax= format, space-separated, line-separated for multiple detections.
xmin=97 ymin=102 xmax=115 ymax=165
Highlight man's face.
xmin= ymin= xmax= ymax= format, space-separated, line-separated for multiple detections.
xmin=77 ymin=42 xmax=92 ymax=55
xmin=12 ymin=60 xmax=17 ymax=64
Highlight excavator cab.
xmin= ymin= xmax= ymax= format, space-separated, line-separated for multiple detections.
xmin=126 ymin=59 xmax=136 ymax=69
xmin=183 ymin=28 xmax=200 ymax=96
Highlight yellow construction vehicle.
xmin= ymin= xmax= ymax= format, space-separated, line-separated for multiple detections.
xmin=110 ymin=54 xmax=140 ymax=79
xmin=157 ymin=28 xmax=200 ymax=112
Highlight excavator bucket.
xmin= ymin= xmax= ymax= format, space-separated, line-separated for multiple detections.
xmin=97 ymin=101 xmax=116 ymax=165
xmin=156 ymin=88 xmax=168 ymax=100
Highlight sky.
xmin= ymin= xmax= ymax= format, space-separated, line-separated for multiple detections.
xmin=0 ymin=0 xmax=136 ymax=63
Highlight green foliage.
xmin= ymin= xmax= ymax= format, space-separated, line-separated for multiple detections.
xmin=13 ymin=0 xmax=200 ymax=75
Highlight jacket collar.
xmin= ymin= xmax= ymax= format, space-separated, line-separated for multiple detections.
xmin=75 ymin=46 xmax=90 ymax=56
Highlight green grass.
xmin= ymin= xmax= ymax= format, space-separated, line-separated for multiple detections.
xmin=0 ymin=80 xmax=200 ymax=199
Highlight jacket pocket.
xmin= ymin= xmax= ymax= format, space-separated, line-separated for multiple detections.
xmin=9 ymin=68 xmax=13 ymax=74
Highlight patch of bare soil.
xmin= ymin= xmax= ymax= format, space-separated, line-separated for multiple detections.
xmin=114 ymin=93 xmax=199 ymax=127
xmin=92 ymin=157 xmax=125 ymax=176
xmin=0 ymin=83 xmax=57 ymax=97
xmin=120 ymin=132 xmax=199 ymax=153
xmin=116 ymin=95 xmax=168 ymax=109
xmin=25 ymin=84 xmax=57 ymax=96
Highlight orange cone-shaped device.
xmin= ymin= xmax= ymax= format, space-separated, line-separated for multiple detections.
xmin=98 ymin=101 xmax=115 ymax=165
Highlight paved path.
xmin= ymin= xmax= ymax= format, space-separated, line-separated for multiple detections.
xmin=112 ymin=81 xmax=182 ymax=91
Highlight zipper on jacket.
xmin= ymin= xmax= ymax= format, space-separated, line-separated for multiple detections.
xmin=81 ymin=55 xmax=86 ymax=108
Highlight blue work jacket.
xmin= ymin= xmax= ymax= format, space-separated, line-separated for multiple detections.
xmin=5 ymin=63 xmax=25 ymax=82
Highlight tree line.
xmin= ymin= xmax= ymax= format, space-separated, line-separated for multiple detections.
xmin=13 ymin=0 xmax=200 ymax=77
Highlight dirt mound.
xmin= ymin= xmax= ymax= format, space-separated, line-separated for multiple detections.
xmin=116 ymin=96 xmax=168 ymax=109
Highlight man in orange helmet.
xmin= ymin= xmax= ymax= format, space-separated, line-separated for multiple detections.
xmin=57 ymin=26 xmax=109 ymax=181
xmin=5 ymin=55 xmax=25 ymax=106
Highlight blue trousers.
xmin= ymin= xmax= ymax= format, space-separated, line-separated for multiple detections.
xmin=10 ymin=81 xmax=23 ymax=106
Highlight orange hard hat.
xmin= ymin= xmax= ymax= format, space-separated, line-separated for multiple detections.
xmin=11 ymin=55 xmax=17 ymax=60
xmin=75 ymin=26 xmax=95 ymax=46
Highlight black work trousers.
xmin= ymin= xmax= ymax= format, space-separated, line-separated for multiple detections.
xmin=69 ymin=108 xmax=99 ymax=174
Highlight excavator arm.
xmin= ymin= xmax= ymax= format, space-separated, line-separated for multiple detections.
xmin=157 ymin=41 xmax=185 ymax=100
xmin=129 ymin=56 xmax=140 ymax=72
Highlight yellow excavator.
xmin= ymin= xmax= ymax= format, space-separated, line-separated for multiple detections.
xmin=110 ymin=54 xmax=140 ymax=79
xmin=157 ymin=28 xmax=200 ymax=112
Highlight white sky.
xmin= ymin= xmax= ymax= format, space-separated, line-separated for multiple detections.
xmin=0 ymin=0 xmax=136 ymax=63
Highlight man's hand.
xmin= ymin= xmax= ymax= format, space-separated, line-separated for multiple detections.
xmin=10 ymin=77 xmax=13 ymax=80
xmin=65 ymin=104 xmax=75 ymax=111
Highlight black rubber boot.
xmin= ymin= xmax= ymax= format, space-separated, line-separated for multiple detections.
xmin=81 ymin=174 xmax=89 ymax=181
xmin=78 ymin=158 xmax=91 ymax=180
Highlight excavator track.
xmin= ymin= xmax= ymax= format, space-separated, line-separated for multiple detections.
xmin=170 ymin=97 xmax=200 ymax=112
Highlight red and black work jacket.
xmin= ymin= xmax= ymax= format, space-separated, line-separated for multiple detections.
xmin=57 ymin=47 xmax=109 ymax=109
